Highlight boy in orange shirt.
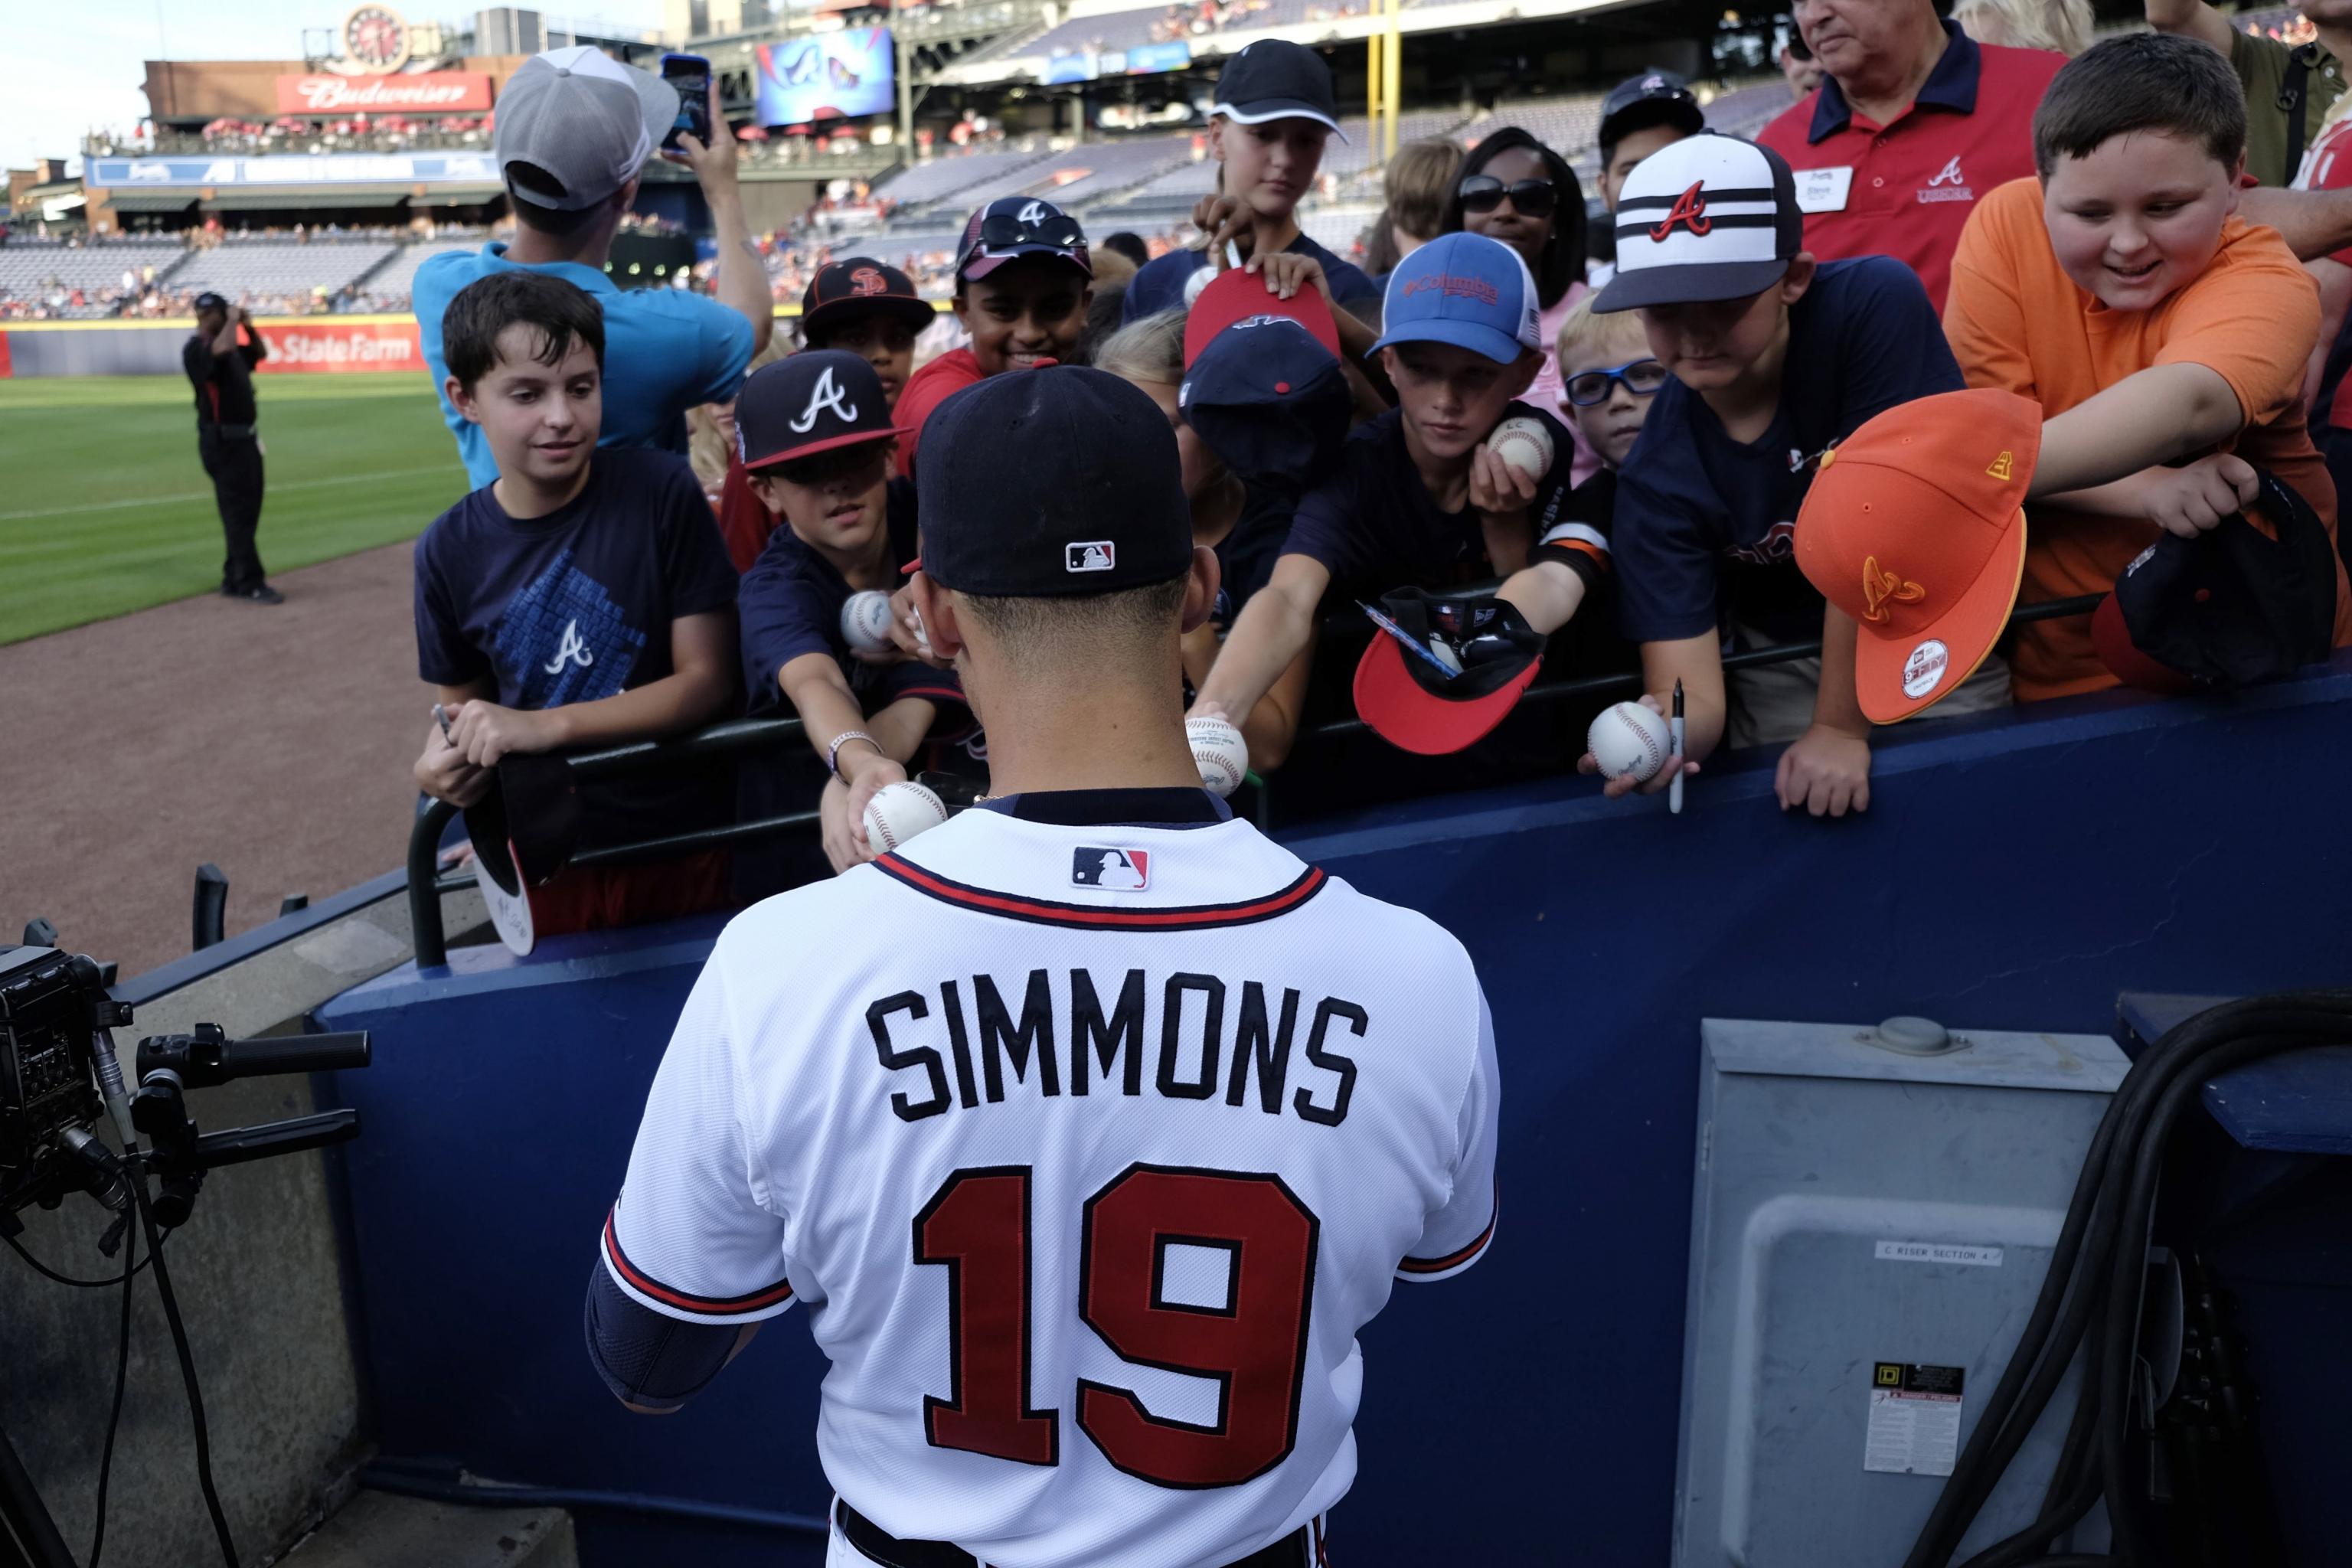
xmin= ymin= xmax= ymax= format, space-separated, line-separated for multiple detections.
xmin=1945 ymin=31 xmax=2352 ymax=701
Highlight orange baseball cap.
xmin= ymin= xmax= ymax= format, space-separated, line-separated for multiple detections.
xmin=1794 ymin=388 xmax=2040 ymax=723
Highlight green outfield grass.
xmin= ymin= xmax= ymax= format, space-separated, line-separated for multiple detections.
xmin=0 ymin=372 xmax=469 ymax=645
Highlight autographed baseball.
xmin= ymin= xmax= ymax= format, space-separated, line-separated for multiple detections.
xmin=863 ymin=781 xmax=949 ymax=855
xmin=1187 ymin=715 xmax=1250 ymax=799
xmin=841 ymin=590 xmax=895 ymax=654
xmin=1586 ymin=701 xmax=1672 ymax=784
xmin=1488 ymin=416 xmax=1555 ymax=482
xmin=1183 ymin=261 xmax=1217 ymax=306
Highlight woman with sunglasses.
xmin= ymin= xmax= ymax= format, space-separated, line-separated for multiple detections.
xmin=1443 ymin=127 xmax=1596 ymax=482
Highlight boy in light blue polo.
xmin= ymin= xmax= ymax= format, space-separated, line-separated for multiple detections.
xmin=414 ymin=45 xmax=766 ymax=488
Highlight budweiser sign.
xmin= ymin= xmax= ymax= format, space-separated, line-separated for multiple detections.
xmin=275 ymin=72 xmax=492 ymax=114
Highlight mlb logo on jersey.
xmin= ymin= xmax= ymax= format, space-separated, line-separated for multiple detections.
xmin=1070 ymin=846 xmax=1151 ymax=889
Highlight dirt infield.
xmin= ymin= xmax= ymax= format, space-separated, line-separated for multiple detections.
xmin=2 ymin=543 xmax=426 ymax=981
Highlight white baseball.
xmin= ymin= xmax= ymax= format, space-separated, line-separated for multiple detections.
xmin=1586 ymin=701 xmax=1672 ymax=784
xmin=1489 ymin=416 xmax=1555 ymax=482
xmin=863 ymin=781 xmax=949 ymax=855
xmin=1187 ymin=715 xmax=1249 ymax=799
xmin=841 ymin=590 xmax=894 ymax=654
xmin=1183 ymin=261 xmax=1217 ymax=306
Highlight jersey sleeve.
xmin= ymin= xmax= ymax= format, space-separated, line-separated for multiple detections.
xmin=412 ymin=524 xmax=489 ymax=687
xmin=2155 ymin=232 xmax=2321 ymax=430
xmin=600 ymin=956 xmax=799 ymax=1325
xmin=1396 ymin=985 xmax=1501 ymax=1282
xmin=1275 ymin=459 xmax=1366 ymax=587
xmin=1610 ymin=426 xmax=1727 ymax=644
xmin=1530 ymin=471 xmax=1613 ymax=590
xmin=1942 ymin=184 xmax=2042 ymax=402
xmin=655 ymin=457 xmax=743 ymax=619
xmin=737 ymin=537 xmax=835 ymax=701
xmin=1831 ymin=257 xmax=1964 ymax=441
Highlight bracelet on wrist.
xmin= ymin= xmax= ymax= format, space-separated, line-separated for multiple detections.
xmin=826 ymin=730 xmax=880 ymax=778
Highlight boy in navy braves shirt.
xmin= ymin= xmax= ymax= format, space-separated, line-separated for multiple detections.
xmin=1586 ymin=132 xmax=2002 ymax=818
xmin=1191 ymin=231 xmax=1585 ymax=768
xmin=412 ymin=270 xmax=740 ymax=929
xmin=735 ymin=351 xmax=972 ymax=873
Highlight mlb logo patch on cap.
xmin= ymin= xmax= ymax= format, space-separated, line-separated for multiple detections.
xmin=1592 ymin=132 xmax=1805 ymax=314
xmin=1073 ymin=847 xmax=1151 ymax=889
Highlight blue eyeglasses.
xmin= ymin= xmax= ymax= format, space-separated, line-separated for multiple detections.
xmin=1563 ymin=358 xmax=1669 ymax=406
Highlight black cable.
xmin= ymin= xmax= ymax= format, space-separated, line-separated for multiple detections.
xmin=88 ymin=1221 xmax=137 ymax=1568
xmin=2 ymin=1230 xmax=160 ymax=1290
xmin=124 ymin=1158 xmax=239 ymax=1568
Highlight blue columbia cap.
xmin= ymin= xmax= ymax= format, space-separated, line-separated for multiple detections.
xmin=1369 ymin=232 xmax=1544 ymax=366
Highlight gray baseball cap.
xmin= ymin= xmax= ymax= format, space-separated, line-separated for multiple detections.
xmin=495 ymin=45 xmax=678 ymax=212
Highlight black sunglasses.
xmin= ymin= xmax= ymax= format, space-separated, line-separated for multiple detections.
xmin=1563 ymin=358 xmax=1668 ymax=407
xmin=974 ymin=211 xmax=1086 ymax=253
xmin=1459 ymin=174 xmax=1560 ymax=218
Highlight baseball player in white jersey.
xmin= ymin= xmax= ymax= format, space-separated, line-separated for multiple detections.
xmin=589 ymin=366 xmax=1501 ymax=1568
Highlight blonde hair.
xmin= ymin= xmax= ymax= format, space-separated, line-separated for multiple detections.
xmin=1952 ymin=0 xmax=2092 ymax=57
xmin=1553 ymin=296 xmax=1649 ymax=375
xmin=1088 ymin=307 xmax=1187 ymax=385
xmin=1365 ymin=138 xmax=1466 ymax=274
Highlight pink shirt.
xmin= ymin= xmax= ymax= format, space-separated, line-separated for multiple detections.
xmin=1527 ymin=279 xmax=1599 ymax=488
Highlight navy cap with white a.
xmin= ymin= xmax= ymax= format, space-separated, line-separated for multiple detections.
xmin=736 ymin=350 xmax=910 ymax=472
xmin=1214 ymin=40 xmax=1347 ymax=139
xmin=954 ymin=196 xmax=1093 ymax=283
xmin=1369 ymin=231 xmax=1543 ymax=366
xmin=1598 ymin=70 xmax=1703 ymax=152
xmin=915 ymin=367 xmax=1192 ymax=596
xmin=1592 ymin=131 xmax=1803 ymax=313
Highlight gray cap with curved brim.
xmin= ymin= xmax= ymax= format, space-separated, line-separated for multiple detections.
xmin=495 ymin=45 xmax=678 ymax=212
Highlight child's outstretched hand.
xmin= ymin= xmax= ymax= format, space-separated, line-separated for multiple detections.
xmin=1775 ymin=722 xmax=1872 ymax=817
xmin=1468 ymin=442 xmax=1539 ymax=518
xmin=1576 ymin=693 xmax=1697 ymax=801
xmin=1244 ymin=250 xmax=1332 ymax=306
xmin=446 ymin=700 xmax=564 ymax=770
xmin=2141 ymin=452 xmax=2259 ymax=539
xmin=414 ymin=720 xmax=492 ymax=808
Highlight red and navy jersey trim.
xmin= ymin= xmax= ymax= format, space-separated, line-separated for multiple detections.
xmin=601 ymin=1210 xmax=793 ymax=1315
xmin=1399 ymin=1194 xmax=1498 ymax=1276
xmin=874 ymin=857 xmax=1328 ymax=930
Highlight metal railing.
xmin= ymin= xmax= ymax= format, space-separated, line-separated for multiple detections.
xmin=403 ymin=594 xmax=2106 ymax=966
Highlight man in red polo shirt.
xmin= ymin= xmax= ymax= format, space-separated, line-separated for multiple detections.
xmin=1756 ymin=0 xmax=2065 ymax=308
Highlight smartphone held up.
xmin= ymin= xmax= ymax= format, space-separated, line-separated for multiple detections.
xmin=661 ymin=53 xmax=712 ymax=149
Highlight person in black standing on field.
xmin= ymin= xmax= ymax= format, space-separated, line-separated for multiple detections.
xmin=184 ymin=291 xmax=281 ymax=605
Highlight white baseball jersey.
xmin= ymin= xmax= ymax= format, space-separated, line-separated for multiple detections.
xmin=602 ymin=796 xmax=1499 ymax=1568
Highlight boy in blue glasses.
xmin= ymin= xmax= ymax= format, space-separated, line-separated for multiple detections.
xmin=1495 ymin=297 xmax=1661 ymax=636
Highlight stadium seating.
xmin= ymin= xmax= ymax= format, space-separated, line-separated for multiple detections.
xmin=874 ymin=148 xmax=1063 ymax=211
xmin=0 ymin=240 xmax=189 ymax=317
xmin=362 ymin=241 xmax=480 ymax=305
xmin=168 ymin=240 xmax=400 ymax=303
xmin=1700 ymin=79 xmax=1796 ymax=139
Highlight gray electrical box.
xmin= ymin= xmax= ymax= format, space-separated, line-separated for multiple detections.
xmin=1674 ymin=1018 xmax=2130 ymax=1567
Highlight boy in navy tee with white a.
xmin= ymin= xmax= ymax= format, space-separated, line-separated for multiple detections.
xmin=412 ymin=270 xmax=740 ymax=932
xmin=1589 ymin=133 xmax=2002 ymax=819
xmin=1191 ymin=232 xmax=1588 ymax=768
xmin=734 ymin=351 xmax=972 ymax=874
xmin=1122 ymin=41 xmax=1380 ymax=354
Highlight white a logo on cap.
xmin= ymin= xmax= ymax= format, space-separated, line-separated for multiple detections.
xmin=789 ymin=366 xmax=857 ymax=433
xmin=1017 ymin=199 xmax=1049 ymax=225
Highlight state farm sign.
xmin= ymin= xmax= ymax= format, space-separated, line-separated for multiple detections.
xmin=275 ymin=72 xmax=493 ymax=114
xmin=255 ymin=319 xmax=422 ymax=373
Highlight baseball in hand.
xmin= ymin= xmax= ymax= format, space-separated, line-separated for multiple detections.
xmin=863 ymin=781 xmax=949 ymax=855
xmin=1187 ymin=715 xmax=1249 ymax=799
xmin=1488 ymin=416 xmax=1555 ymax=482
xmin=841 ymin=590 xmax=894 ymax=654
xmin=1587 ymin=701 xmax=1672 ymax=783
xmin=1183 ymin=262 xmax=1217 ymax=306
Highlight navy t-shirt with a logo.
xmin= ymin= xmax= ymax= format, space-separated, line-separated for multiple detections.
xmin=1278 ymin=401 xmax=1579 ymax=600
xmin=413 ymin=448 xmax=739 ymax=704
xmin=1609 ymin=256 xmax=1963 ymax=646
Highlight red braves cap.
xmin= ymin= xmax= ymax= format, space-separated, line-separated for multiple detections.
xmin=1183 ymin=266 xmax=1342 ymax=364
xmin=1352 ymin=590 xmax=1544 ymax=755
xmin=800 ymin=258 xmax=936 ymax=339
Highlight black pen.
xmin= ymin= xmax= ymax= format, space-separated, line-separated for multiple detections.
xmin=1669 ymin=679 xmax=1686 ymax=815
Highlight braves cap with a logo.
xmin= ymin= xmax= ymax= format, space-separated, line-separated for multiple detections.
xmin=800 ymin=259 xmax=936 ymax=338
xmin=1369 ymin=231 xmax=1544 ymax=366
xmin=1213 ymin=40 xmax=1347 ymax=139
xmin=734 ymin=350 xmax=910 ymax=472
xmin=1178 ymin=267 xmax=1351 ymax=492
xmin=1592 ymin=131 xmax=1804 ymax=313
xmin=914 ymin=366 xmax=1192 ymax=596
xmin=495 ymin=45 xmax=678 ymax=212
xmin=1793 ymin=387 xmax=2039 ymax=723
xmin=2091 ymin=469 xmax=2339 ymax=693
xmin=1353 ymin=589 xmax=1546 ymax=754
xmin=954 ymin=196 xmax=1093 ymax=283
xmin=1598 ymin=70 xmax=1704 ymax=152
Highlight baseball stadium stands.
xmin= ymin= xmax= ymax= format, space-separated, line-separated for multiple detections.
xmin=168 ymin=240 xmax=402 ymax=304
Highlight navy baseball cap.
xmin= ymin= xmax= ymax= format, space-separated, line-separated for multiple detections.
xmin=1353 ymin=589 xmax=1545 ymax=755
xmin=1370 ymin=231 xmax=1544 ymax=366
xmin=1213 ymin=40 xmax=1346 ymax=139
xmin=801 ymin=259 xmax=936 ymax=338
xmin=914 ymin=367 xmax=1192 ymax=596
xmin=2092 ymin=469 xmax=2339 ymax=692
xmin=1598 ymin=71 xmax=1703 ymax=153
xmin=735 ymin=350 xmax=910 ymax=472
xmin=193 ymin=292 xmax=230 ymax=312
xmin=955 ymin=197 xmax=1092 ymax=284
xmin=1179 ymin=268 xmax=1351 ymax=492
xmin=1594 ymin=131 xmax=1803 ymax=313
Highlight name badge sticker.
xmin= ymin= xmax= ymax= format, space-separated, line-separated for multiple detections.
xmin=1795 ymin=166 xmax=1854 ymax=214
